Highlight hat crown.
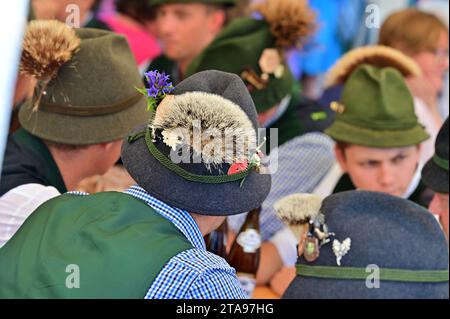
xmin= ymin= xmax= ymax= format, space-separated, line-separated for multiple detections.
xmin=312 ymin=191 xmax=448 ymax=269
xmin=40 ymin=28 xmax=143 ymax=111
xmin=285 ymin=191 xmax=449 ymax=298
xmin=339 ymin=64 xmax=418 ymax=130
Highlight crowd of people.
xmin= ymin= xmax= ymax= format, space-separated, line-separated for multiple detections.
xmin=0 ymin=0 xmax=448 ymax=299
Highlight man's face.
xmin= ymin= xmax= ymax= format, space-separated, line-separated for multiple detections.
xmin=412 ymin=32 xmax=449 ymax=93
xmin=32 ymin=0 xmax=94 ymax=21
xmin=155 ymin=3 xmax=223 ymax=64
xmin=429 ymin=192 xmax=449 ymax=240
xmin=335 ymin=144 xmax=421 ymax=197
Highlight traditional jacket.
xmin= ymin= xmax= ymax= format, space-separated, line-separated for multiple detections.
xmin=0 ymin=128 xmax=67 ymax=196
xmin=0 ymin=192 xmax=193 ymax=298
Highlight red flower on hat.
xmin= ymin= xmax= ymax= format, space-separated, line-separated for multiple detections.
xmin=228 ymin=160 xmax=249 ymax=175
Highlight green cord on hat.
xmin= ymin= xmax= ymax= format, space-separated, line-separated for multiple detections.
xmin=432 ymin=154 xmax=449 ymax=172
xmin=128 ymin=128 xmax=257 ymax=186
xmin=296 ymin=264 xmax=449 ymax=283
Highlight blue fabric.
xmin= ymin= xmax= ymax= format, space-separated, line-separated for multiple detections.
xmin=228 ymin=132 xmax=335 ymax=241
xmin=125 ymin=185 xmax=245 ymax=299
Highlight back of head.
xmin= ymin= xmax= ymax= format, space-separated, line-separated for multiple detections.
xmin=379 ymin=8 xmax=448 ymax=54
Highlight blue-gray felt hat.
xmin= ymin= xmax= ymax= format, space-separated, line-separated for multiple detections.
xmin=122 ymin=70 xmax=271 ymax=215
xmin=276 ymin=191 xmax=448 ymax=299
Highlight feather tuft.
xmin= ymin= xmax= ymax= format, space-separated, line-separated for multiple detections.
xmin=20 ymin=20 xmax=80 ymax=81
xmin=275 ymin=193 xmax=323 ymax=226
xmin=252 ymin=0 xmax=316 ymax=49
xmin=325 ymin=45 xmax=421 ymax=88
xmin=152 ymin=92 xmax=256 ymax=168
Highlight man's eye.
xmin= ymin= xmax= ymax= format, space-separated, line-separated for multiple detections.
xmin=360 ymin=161 xmax=378 ymax=168
xmin=156 ymin=10 xmax=166 ymax=18
xmin=392 ymin=155 xmax=406 ymax=164
xmin=175 ymin=12 xmax=188 ymax=19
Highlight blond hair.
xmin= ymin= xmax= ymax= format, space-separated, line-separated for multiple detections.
xmin=379 ymin=8 xmax=448 ymax=54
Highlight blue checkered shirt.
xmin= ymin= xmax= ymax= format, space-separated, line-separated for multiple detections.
xmin=228 ymin=132 xmax=335 ymax=241
xmin=125 ymin=185 xmax=245 ymax=299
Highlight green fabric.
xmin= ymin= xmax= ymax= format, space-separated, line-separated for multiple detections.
xmin=297 ymin=265 xmax=449 ymax=283
xmin=186 ymin=18 xmax=294 ymax=113
xmin=128 ymin=128 xmax=257 ymax=186
xmin=325 ymin=65 xmax=429 ymax=147
xmin=0 ymin=192 xmax=193 ymax=298
xmin=333 ymin=173 xmax=432 ymax=208
xmin=85 ymin=17 xmax=112 ymax=31
xmin=433 ymin=154 xmax=449 ymax=172
xmin=149 ymin=0 xmax=236 ymax=6
xmin=13 ymin=128 xmax=67 ymax=193
xmin=19 ymin=27 xmax=148 ymax=145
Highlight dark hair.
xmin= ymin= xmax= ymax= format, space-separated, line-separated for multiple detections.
xmin=379 ymin=8 xmax=448 ymax=54
xmin=43 ymin=140 xmax=89 ymax=152
xmin=91 ymin=0 xmax=102 ymax=14
xmin=115 ymin=0 xmax=157 ymax=24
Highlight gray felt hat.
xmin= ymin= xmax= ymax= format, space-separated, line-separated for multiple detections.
xmin=121 ymin=70 xmax=271 ymax=215
xmin=422 ymin=118 xmax=449 ymax=194
xmin=280 ymin=191 xmax=449 ymax=299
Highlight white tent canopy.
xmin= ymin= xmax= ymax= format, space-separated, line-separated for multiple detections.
xmin=0 ymin=0 xmax=28 ymax=178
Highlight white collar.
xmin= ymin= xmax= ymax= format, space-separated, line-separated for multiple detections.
xmin=403 ymin=164 xmax=423 ymax=199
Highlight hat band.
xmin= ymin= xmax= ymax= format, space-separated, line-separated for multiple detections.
xmin=38 ymin=92 xmax=143 ymax=116
xmin=127 ymin=128 xmax=256 ymax=186
xmin=433 ymin=154 xmax=449 ymax=172
xmin=297 ymin=264 xmax=449 ymax=283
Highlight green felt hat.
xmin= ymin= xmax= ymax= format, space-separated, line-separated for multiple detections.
xmin=18 ymin=20 xmax=148 ymax=145
xmin=325 ymin=64 xmax=429 ymax=148
xmin=149 ymin=0 xmax=236 ymax=6
xmin=186 ymin=0 xmax=316 ymax=112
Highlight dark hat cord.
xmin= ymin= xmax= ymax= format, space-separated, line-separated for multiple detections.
xmin=127 ymin=127 xmax=258 ymax=187
xmin=433 ymin=154 xmax=449 ymax=172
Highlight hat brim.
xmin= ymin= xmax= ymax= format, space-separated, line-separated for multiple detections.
xmin=121 ymin=124 xmax=272 ymax=216
xmin=283 ymin=275 xmax=449 ymax=299
xmin=422 ymin=159 xmax=449 ymax=194
xmin=325 ymin=120 xmax=429 ymax=148
xmin=18 ymin=97 xmax=149 ymax=145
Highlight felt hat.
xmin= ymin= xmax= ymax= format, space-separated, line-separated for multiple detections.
xmin=122 ymin=70 xmax=271 ymax=215
xmin=18 ymin=20 xmax=148 ymax=145
xmin=186 ymin=0 xmax=316 ymax=112
xmin=276 ymin=191 xmax=449 ymax=299
xmin=324 ymin=64 xmax=429 ymax=147
xmin=422 ymin=118 xmax=449 ymax=194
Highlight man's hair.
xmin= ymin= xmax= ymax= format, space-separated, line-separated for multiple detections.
xmin=115 ymin=0 xmax=157 ymax=24
xmin=379 ymin=8 xmax=448 ymax=54
xmin=91 ymin=0 xmax=102 ymax=13
xmin=335 ymin=141 xmax=349 ymax=159
xmin=205 ymin=3 xmax=229 ymax=26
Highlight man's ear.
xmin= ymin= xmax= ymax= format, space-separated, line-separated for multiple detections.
xmin=334 ymin=144 xmax=348 ymax=173
xmin=95 ymin=142 xmax=115 ymax=152
xmin=208 ymin=10 xmax=226 ymax=34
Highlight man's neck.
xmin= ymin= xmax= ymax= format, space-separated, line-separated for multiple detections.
xmin=48 ymin=148 xmax=93 ymax=191
xmin=177 ymin=58 xmax=193 ymax=80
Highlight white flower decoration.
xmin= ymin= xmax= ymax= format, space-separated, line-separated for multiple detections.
xmin=332 ymin=238 xmax=351 ymax=266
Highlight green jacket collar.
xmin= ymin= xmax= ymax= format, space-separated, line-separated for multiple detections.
xmin=13 ymin=128 xmax=67 ymax=193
